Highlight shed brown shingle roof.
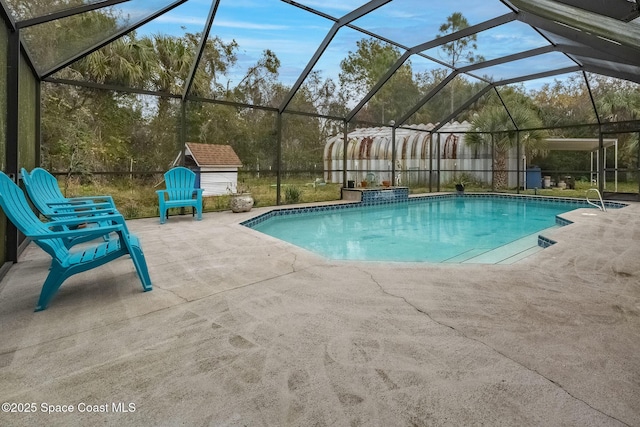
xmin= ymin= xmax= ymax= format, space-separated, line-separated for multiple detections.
xmin=186 ymin=143 xmax=243 ymax=167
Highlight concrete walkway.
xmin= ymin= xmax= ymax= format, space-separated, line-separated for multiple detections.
xmin=1 ymin=200 xmax=639 ymax=426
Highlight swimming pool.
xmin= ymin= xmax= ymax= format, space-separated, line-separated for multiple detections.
xmin=245 ymin=195 xmax=621 ymax=264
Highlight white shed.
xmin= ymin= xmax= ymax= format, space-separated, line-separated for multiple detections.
xmin=183 ymin=143 xmax=243 ymax=196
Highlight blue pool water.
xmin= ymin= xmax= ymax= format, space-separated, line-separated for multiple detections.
xmin=249 ymin=196 xmax=599 ymax=263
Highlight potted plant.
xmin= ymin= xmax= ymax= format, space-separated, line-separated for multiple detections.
xmin=228 ymin=181 xmax=254 ymax=213
xmin=454 ymin=177 xmax=466 ymax=195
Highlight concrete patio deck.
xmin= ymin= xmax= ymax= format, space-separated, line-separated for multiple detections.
xmin=1 ymin=199 xmax=639 ymax=426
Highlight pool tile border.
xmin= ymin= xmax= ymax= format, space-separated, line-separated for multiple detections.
xmin=241 ymin=190 xmax=627 ymax=229
xmin=410 ymin=192 xmax=627 ymax=209
xmin=538 ymin=235 xmax=557 ymax=248
xmin=555 ymin=215 xmax=573 ymax=227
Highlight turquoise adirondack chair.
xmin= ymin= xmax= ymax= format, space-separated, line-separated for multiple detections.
xmin=156 ymin=167 xmax=203 ymax=224
xmin=21 ymin=167 xmax=122 ymax=247
xmin=0 ymin=172 xmax=152 ymax=311
xmin=21 ymin=167 xmax=117 ymax=215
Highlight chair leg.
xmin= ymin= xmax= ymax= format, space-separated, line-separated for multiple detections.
xmin=35 ymin=263 xmax=69 ymax=311
xmin=196 ymin=205 xmax=202 ymax=221
xmin=127 ymin=236 xmax=152 ymax=292
xmin=158 ymin=198 xmax=167 ymax=224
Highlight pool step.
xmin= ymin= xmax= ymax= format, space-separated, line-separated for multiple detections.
xmin=449 ymin=226 xmax=560 ymax=264
xmin=496 ymin=245 xmax=543 ymax=265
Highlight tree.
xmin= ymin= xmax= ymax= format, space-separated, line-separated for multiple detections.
xmin=592 ymin=76 xmax=640 ymax=171
xmin=532 ymin=75 xmax=640 ymax=176
xmin=532 ymin=75 xmax=597 ymax=131
xmin=411 ymin=68 xmax=487 ymax=124
xmin=466 ymin=90 xmax=546 ymax=189
xmin=43 ymin=29 xmax=246 ymax=173
xmin=233 ymin=49 xmax=280 ymax=106
xmin=437 ymin=13 xmax=484 ymax=115
xmin=19 ymin=2 xmax=121 ymax=74
xmin=437 ymin=13 xmax=482 ymax=68
xmin=592 ymin=76 xmax=640 ymax=123
xmin=339 ymin=38 xmax=418 ymax=123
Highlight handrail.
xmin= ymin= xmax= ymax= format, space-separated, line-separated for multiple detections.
xmin=586 ymin=188 xmax=606 ymax=212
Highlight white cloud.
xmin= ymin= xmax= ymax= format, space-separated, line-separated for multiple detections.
xmin=214 ymin=19 xmax=289 ymax=31
xmin=154 ymin=15 xmax=288 ymax=31
xmin=154 ymin=14 xmax=207 ymax=26
xmin=297 ymin=0 xmax=366 ymax=13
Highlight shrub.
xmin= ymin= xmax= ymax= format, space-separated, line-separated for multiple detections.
xmin=284 ymin=186 xmax=302 ymax=204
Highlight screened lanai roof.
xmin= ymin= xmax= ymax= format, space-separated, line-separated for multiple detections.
xmin=5 ymin=0 xmax=640 ymax=129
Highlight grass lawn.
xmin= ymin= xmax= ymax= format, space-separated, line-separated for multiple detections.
xmin=60 ymin=174 xmax=342 ymax=219
xmin=59 ymin=173 xmax=637 ymax=220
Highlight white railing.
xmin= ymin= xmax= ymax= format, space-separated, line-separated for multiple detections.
xmin=586 ymin=188 xmax=606 ymax=212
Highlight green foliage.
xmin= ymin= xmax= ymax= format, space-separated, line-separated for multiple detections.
xmin=18 ymin=54 xmax=37 ymax=170
xmin=232 ymin=48 xmax=280 ymax=105
xmin=434 ymin=13 xmax=484 ymax=119
xmin=19 ymin=2 xmax=123 ymax=76
xmin=449 ymin=173 xmax=482 ymax=187
xmin=437 ymin=13 xmax=483 ymax=67
xmin=532 ymin=74 xmax=597 ymax=129
xmin=41 ymin=29 xmax=267 ymax=174
xmin=60 ymin=173 xmax=341 ymax=219
xmin=284 ymin=185 xmax=302 ymax=204
xmin=466 ymin=89 xmax=547 ymax=189
xmin=339 ymin=38 xmax=418 ymax=123
xmin=536 ymin=151 xmax=591 ymax=176
xmin=467 ymin=88 xmax=547 ymax=156
xmin=339 ymin=39 xmax=402 ymax=96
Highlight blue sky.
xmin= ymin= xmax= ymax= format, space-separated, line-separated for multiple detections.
xmin=133 ymin=0 xmax=570 ymax=92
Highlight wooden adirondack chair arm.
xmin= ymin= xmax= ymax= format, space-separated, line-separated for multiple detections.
xmin=29 ymin=224 xmax=124 ymax=240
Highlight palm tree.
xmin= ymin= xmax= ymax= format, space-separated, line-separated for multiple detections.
xmin=594 ymin=78 xmax=640 ymax=157
xmin=80 ymin=34 xmax=156 ymax=87
xmin=466 ymin=103 xmax=547 ymax=189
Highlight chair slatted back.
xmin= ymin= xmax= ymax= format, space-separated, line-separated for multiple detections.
xmin=31 ymin=168 xmax=64 ymax=199
xmin=0 ymin=173 xmax=68 ymax=260
xmin=21 ymin=167 xmax=67 ymax=216
xmin=164 ymin=167 xmax=196 ymax=201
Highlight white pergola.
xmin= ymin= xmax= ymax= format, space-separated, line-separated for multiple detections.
xmin=544 ymin=137 xmax=618 ymax=191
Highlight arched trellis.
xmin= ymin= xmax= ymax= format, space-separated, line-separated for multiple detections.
xmin=326 ymin=122 xmax=518 ymax=187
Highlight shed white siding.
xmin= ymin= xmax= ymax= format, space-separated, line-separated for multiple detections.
xmin=199 ymin=167 xmax=238 ymax=196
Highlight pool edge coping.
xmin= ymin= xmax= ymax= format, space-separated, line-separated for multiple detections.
xmin=240 ymin=192 xmax=628 ymax=230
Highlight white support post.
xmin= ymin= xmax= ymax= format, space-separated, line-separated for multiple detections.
xmin=604 ymin=146 xmax=607 ymax=190
xmin=615 ymin=139 xmax=618 ymax=192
